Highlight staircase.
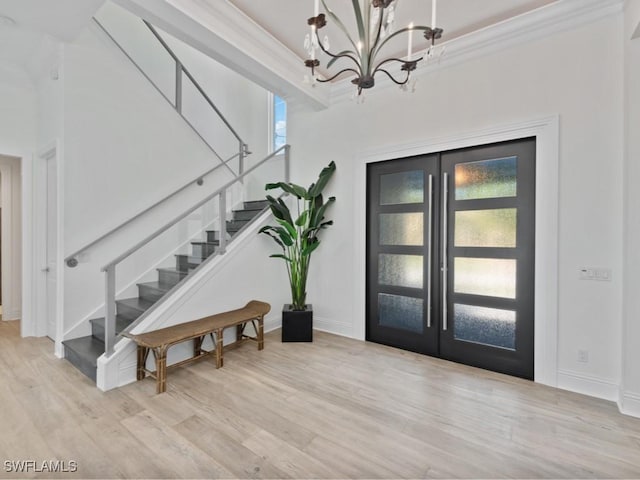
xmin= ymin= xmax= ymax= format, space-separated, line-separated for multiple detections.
xmin=63 ymin=200 xmax=269 ymax=381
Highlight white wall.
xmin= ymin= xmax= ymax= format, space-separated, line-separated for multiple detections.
xmin=0 ymin=155 xmax=23 ymax=321
xmin=99 ymin=211 xmax=290 ymax=389
xmin=288 ymin=14 xmax=625 ymax=401
xmin=0 ymin=66 xmax=36 ymax=322
xmin=621 ymin=0 xmax=640 ymax=417
xmin=60 ymin=9 xmax=274 ymax=338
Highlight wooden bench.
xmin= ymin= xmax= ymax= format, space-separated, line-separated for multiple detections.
xmin=125 ymin=300 xmax=270 ymax=393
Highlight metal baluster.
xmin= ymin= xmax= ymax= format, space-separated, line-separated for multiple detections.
xmin=105 ymin=265 xmax=116 ymax=356
xmin=284 ymin=144 xmax=291 ymax=182
xmin=219 ymin=190 xmax=227 ymax=254
xmin=238 ymin=141 xmax=245 ymax=178
xmin=175 ymin=60 xmax=182 ymax=113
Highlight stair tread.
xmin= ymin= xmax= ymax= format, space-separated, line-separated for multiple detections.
xmin=63 ymin=335 xmax=104 ymax=367
xmin=157 ymin=267 xmax=188 ymax=274
xmin=89 ymin=315 xmax=134 ymax=337
xmin=176 ymin=253 xmax=207 ymax=262
xmin=116 ymin=297 xmax=154 ymax=312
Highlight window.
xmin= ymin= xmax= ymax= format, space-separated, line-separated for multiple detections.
xmin=273 ymin=94 xmax=287 ymax=151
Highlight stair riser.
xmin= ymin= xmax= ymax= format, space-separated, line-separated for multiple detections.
xmin=90 ymin=320 xmax=132 ymax=343
xmin=191 ymin=243 xmax=216 ymax=258
xmin=244 ymin=200 xmax=269 ymax=210
xmin=91 ymin=322 xmax=107 ymax=343
xmin=63 ymin=344 xmax=98 ymax=382
xmin=176 ymin=255 xmax=202 ymax=272
xmin=206 ymin=230 xmax=221 ymax=242
xmin=137 ymin=284 xmax=167 ymax=303
xmin=233 ymin=209 xmax=262 ymax=221
xmin=158 ymin=270 xmax=186 ymax=287
xmin=116 ymin=302 xmax=145 ymax=321
xmin=226 ymin=221 xmax=249 ymax=235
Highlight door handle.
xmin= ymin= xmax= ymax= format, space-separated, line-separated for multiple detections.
xmin=427 ymin=174 xmax=433 ymax=328
xmin=42 ymin=267 xmax=50 ymax=273
xmin=442 ymin=172 xmax=448 ymax=331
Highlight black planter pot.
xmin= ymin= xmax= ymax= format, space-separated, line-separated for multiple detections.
xmin=282 ymin=304 xmax=313 ymax=342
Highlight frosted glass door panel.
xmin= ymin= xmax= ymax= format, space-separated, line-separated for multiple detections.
xmin=380 ymin=213 xmax=424 ymax=246
xmin=455 ymin=157 xmax=517 ymax=200
xmin=454 ymin=258 xmax=516 ymax=298
xmin=454 ymin=304 xmax=516 ymax=350
xmin=455 ymin=209 xmax=517 ymax=248
xmin=379 ymin=294 xmax=424 ymax=334
xmin=379 ymin=254 xmax=423 ymax=289
xmin=380 ymin=171 xmax=424 ymax=205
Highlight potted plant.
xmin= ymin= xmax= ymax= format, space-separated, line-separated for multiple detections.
xmin=259 ymin=161 xmax=336 ymax=342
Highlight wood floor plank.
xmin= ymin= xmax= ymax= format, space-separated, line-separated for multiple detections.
xmin=1 ymin=320 xmax=640 ymax=478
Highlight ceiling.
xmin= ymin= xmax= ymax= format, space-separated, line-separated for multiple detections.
xmin=227 ymin=0 xmax=558 ymax=73
xmin=0 ymin=0 xmax=105 ymax=77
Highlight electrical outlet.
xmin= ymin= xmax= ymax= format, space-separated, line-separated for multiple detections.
xmin=578 ymin=350 xmax=589 ymax=363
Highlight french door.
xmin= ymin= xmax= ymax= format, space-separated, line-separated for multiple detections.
xmin=366 ymin=138 xmax=535 ymax=379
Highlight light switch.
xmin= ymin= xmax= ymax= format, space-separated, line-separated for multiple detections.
xmin=579 ymin=267 xmax=612 ymax=281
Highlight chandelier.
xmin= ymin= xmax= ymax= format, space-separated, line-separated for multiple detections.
xmin=304 ymin=0 xmax=444 ymax=96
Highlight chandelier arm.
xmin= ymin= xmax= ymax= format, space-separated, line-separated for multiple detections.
xmin=315 ymin=68 xmax=362 ymax=83
xmin=373 ymin=56 xmax=423 ymax=71
xmin=321 ymin=0 xmax=360 ymax=55
xmin=372 ymin=25 xmax=429 ymax=61
xmin=327 ymin=50 xmax=362 ymax=69
xmin=375 ymin=68 xmax=411 ymax=86
xmin=368 ymin=4 xmax=387 ymax=72
xmin=315 ymin=28 xmax=362 ymax=74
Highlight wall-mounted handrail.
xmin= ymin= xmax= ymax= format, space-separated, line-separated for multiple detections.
xmin=101 ymin=145 xmax=289 ymax=272
xmin=142 ymin=22 xmax=245 ymax=145
xmin=92 ymin=18 xmax=245 ymax=179
xmin=101 ymin=144 xmax=289 ymax=356
xmin=64 ymin=151 xmax=240 ymax=267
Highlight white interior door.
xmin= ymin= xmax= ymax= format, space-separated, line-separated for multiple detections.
xmin=45 ymin=155 xmax=57 ymax=340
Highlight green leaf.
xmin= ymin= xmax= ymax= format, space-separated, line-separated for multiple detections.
xmin=258 ymin=227 xmax=285 ymax=250
xmin=301 ymin=240 xmax=321 ymax=257
xmin=266 ymin=181 xmax=309 ymax=199
xmin=295 ymin=210 xmax=309 ymax=227
xmin=277 ymin=229 xmax=294 ymax=247
xmin=308 ymin=161 xmax=336 ymax=198
xmin=277 ymin=218 xmax=297 ymax=241
xmin=270 ymin=254 xmax=292 ymax=262
xmin=310 ymin=196 xmax=336 ymax=228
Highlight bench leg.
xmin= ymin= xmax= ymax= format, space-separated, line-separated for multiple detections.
xmin=215 ymin=328 xmax=224 ymax=368
xmin=137 ymin=346 xmax=148 ymax=381
xmin=194 ymin=336 xmax=203 ymax=357
xmin=155 ymin=347 xmax=168 ymax=394
xmin=258 ymin=317 xmax=264 ymax=351
xmin=236 ymin=324 xmax=243 ymax=343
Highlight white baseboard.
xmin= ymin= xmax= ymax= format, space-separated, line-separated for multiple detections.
xmin=1 ymin=308 xmax=21 ymax=321
xmin=557 ymin=369 xmax=619 ymax=402
xmin=314 ymin=315 xmax=353 ymax=339
xmin=618 ymin=391 xmax=640 ymax=418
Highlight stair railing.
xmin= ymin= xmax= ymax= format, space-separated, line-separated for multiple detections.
xmin=66 ymin=14 xmax=254 ymax=267
xmin=93 ymin=15 xmax=250 ymax=177
xmin=101 ymin=144 xmax=290 ymax=356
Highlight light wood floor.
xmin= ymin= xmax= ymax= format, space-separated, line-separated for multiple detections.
xmin=1 ymin=320 xmax=640 ymax=479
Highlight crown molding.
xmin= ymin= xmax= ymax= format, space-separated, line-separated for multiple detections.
xmin=114 ymin=0 xmax=330 ymax=111
xmin=330 ymin=0 xmax=624 ymax=104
